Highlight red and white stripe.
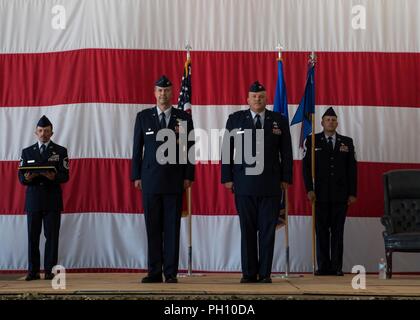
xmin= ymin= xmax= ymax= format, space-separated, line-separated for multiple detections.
xmin=1 ymin=0 xmax=419 ymax=272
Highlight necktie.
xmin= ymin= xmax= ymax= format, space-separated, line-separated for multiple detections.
xmin=40 ymin=144 xmax=48 ymax=160
xmin=160 ymin=113 xmax=166 ymax=129
xmin=255 ymin=114 xmax=262 ymax=129
xmin=328 ymin=136 xmax=334 ymax=152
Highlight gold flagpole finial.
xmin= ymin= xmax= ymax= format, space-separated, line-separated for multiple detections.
xmin=309 ymin=51 xmax=317 ymax=66
xmin=276 ymin=43 xmax=284 ymax=60
xmin=185 ymin=44 xmax=192 ymax=60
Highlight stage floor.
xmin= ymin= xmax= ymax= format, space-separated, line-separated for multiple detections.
xmin=1 ymin=273 xmax=420 ymax=299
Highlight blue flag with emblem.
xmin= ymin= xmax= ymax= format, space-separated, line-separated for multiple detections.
xmin=290 ymin=63 xmax=315 ymax=147
xmin=273 ymin=59 xmax=288 ymax=120
xmin=273 ymin=58 xmax=289 ymax=229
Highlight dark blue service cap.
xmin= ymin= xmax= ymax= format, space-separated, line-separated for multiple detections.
xmin=155 ymin=75 xmax=172 ymax=87
xmin=37 ymin=115 xmax=53 ymax=128
xmin=322 ymin=107 xmax=337 ymax=118
xmin=249 ymin=81 xmax=266 ymax=92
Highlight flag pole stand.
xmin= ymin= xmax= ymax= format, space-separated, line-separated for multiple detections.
xmin=273 ymin=189 xmax=303 ymax=279
xmin=309 ymin=52 xmax=317 ymax=275
xmin=178 ymin=187 xmax=205 ymax=278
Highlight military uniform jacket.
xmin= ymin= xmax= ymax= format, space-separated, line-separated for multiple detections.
xmin=18 ymin=141 xmax=69 ymax=212
xmin=221 ymin=109 xmax=293 ymax=196
xmin=303 ymin=132 xmax=357 ymax=203
xmin=131 ymin=106 xmax=195 ymax=194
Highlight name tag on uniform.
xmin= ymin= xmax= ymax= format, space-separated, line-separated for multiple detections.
xmin=236 ymin=130 xmax=244 ymax=134
xmin=146 ymin=131 xmax=154 ymax=135
xmin=315 ymin=148 xmax=322 ymax=151
xmin=27 ymin=160 xmax=35 ymax=164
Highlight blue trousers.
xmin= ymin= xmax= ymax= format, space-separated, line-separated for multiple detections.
xmin=142 ymin=193 xmax=183 ymax=278
xmin=27 ymin=210 xmax=61 ymax=274
xmin=235 ymin=195 xmax=282 ymax=279
xmin=315 ymin=202 xmax=348 ymax=272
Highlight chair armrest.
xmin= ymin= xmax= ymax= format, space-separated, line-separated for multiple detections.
xmin=381 ymin=216 xmax=395 ymax=234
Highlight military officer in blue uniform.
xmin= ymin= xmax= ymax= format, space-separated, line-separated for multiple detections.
xmin=303 ymin=107 xmax=357 ymax=276
xmin=18 ymin=116 xmax=69 ymax=281
xmin=132 ymin=75 xmax=195 ymax=283
xmin=221 ymin=81 xmax=293 ymax=283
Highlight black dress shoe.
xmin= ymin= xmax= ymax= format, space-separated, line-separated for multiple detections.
xmin=25 ymin=273 xmax=40 ymax=281
xmin=335 ymin=271 xmax=344 ymax=276
xmin=141 ymin=275 xmax=163 ymax=283
xmin=165 ymin=276 xmax=178 ymax=283
xmin=44 ymin=273 xmax=55 ymax=280
xmin=240 ymin=276 xmax=258 ymax=283
xmin=258 ymin=277 xmax=272 ymax=283
xmin=314 ymin=270 xmax=331 ymax=276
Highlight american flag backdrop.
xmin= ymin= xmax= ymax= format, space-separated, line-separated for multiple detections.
xmin=0 ymin=0 xmax=419 ymax=272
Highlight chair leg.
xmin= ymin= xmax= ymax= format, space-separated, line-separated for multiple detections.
xmin=385 ymin=249 xmax=392 ymax=279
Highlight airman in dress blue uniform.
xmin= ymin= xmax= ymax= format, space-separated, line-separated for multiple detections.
xmin=18 ymin=116 xmax=69 ymax=281
xmin=221 ymin=81 xmax=293 ymax=283
xmin=303 ymin=107 xmax=357 ymax=276
xmin=132 ymin=76 xmax=195 ymax=283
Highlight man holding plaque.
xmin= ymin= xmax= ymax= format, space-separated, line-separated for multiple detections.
xmin=18 ymin=115 xmax=69 ymax=281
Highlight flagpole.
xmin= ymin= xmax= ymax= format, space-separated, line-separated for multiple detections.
xmin=178 ymin=44 xmax=204 ymax=278
xmin=272 ymin=44 xmax=302 ymax=279
xmin=311 ymin=114 xmax=316 ymax=274
xmin=284 ymin=188 xmax=290 ymax=275
xmin=309 ymin=51 xmax=317 ymax=275
xmin=187 ymin=186 xmax=192 ymax=275
xmin=185 ymin=44 xmax=192 ymax=69
xmin=276 ymin=43 xmax=283 ymax=60
xmin=278 ymin=44 xmax=290 ymax=276
xmin=185 ymin=43 xmax=193 ymax=276
xmin=281 ymin=190 xmax=303 ymax=278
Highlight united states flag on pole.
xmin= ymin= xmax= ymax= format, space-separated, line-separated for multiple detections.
xmin=178 ymin=56 xmax=192 ymax=113
xmin=178 ymin=54 xmax=192 ymax=217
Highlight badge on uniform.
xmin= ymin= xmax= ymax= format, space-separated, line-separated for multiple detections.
xmin=48 ymin=154 xmax=60 ymax=162
xmin=63 ymin=157 xmax=69 ymax=170
xmin=272 ymin=122 xmax=282 ymax=135
xmin=339 ymin=143 xmax=349 ymax=152
xmin=175 ymin=118 xmax=185 ymax=134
